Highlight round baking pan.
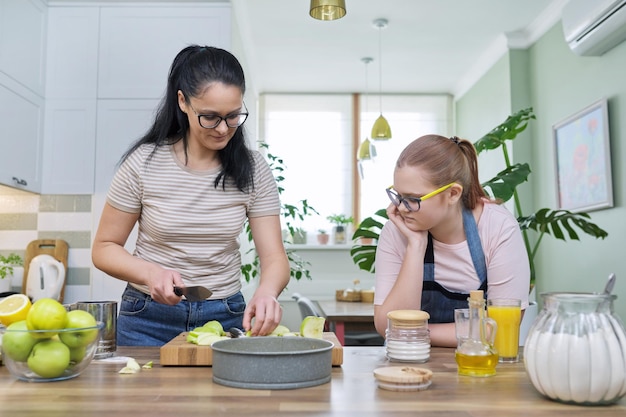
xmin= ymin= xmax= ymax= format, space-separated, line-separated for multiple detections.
xmin=211 ymin=337 xmax=333 ymax=390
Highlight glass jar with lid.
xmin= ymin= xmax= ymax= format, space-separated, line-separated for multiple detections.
xmin=524 ymin=292 xmax=626 ymax=405
xmin=385 ymin=310 xmax=430 ymax=363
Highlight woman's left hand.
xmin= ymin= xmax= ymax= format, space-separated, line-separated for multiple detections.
xmin=243 ymin=293 xmax=283 ymax=336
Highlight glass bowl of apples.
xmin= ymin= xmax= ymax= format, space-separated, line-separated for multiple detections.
xmin=1 ymin=298 xmax=103 ymax=382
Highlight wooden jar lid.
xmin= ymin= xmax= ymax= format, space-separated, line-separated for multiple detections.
xmin=373 ymin=366 xmax=433 ymax=392
xmin=387 ymin=310 xmax=430 ymax=328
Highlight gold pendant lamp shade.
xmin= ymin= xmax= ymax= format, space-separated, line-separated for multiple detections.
xmin=357 ymin=138 xmax=373 ymax=160
xmin=357 ymin=57 xmax=376 ymax=162
xmin=371 ymin=18 xmax=392 ymax=140
xmin=371 ymin=114 xmax=392 ymax=140
xmin=309 ymin=0 xmax=346 ymax=21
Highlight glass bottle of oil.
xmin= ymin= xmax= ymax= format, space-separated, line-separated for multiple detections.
xmin=455 ymin=290 xmax=499 ymax=377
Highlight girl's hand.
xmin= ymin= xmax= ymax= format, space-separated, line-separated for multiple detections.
xmin=243 ymin=293 xmax=283 ymax=336
xmin=386 ymin=203 xmax=428 ymax=250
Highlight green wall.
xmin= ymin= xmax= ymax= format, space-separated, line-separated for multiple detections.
xmin=456 ymin=23 xmax=626 ymax=320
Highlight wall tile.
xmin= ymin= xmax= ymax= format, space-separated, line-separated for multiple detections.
xmin=66 ymin=267 xmax=91 ymax=285
xmin=38 ymin=212 xmax=92 ymax=231
xmin=39 ymin=231 xmax=91 ymax=249
xmin=0 ymin=213 xmax=37 ymax=230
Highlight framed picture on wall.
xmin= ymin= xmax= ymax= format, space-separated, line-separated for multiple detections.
xmin=553 ymin=98 xmax=613 ymax=213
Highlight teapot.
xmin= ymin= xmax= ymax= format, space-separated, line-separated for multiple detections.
xmin=26 ymin=254 xmax=65 ymax=302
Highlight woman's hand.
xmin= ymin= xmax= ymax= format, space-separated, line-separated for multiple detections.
xmin=146 ymin=267 xmax=185 ymax=305
xmin=243 ymin=293 xmax=283 ymax=336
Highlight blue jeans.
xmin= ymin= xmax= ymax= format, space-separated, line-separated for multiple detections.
xmin=117 ymin=284 xmax=246 ymax=346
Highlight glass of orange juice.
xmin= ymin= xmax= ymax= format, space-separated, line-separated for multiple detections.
xmin=487 ymin=298 xmax=521 ymax=363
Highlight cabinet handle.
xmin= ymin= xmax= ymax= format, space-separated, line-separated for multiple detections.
xmin=12 ymin=177 xmax=28 ymax=186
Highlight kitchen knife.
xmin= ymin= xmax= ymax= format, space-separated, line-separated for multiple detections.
xmin=173 ymin=286 xmax=213 ymax=302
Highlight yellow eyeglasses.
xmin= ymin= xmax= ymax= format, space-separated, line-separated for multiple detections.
xmin=386 ymin=182 xmax=456 ymax=212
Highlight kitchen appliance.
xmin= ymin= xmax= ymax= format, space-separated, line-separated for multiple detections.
xmin=26 ymin=254 xmax=65 ymax=302
xmin=21 ymin=239 xmax=68 ymax=303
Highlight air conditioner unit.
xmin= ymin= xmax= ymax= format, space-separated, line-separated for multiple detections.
xmin=562 ymin=0 xmax=626 ymax=56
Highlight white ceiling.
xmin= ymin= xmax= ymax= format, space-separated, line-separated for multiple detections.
xmin=232 ymin=0 xmax=570 ymax=97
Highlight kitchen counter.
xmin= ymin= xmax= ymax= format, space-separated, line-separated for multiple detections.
xmin=1 ymin=346 xmax=624 ymax=416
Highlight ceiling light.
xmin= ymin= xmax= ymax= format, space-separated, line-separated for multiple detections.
xmin=309 ymin=0 xmax=346 ymax=21
xmin=357 ymin=57 xmax=377 ymax=179
xmin=371 ymin=18 xmax=392 ymax=140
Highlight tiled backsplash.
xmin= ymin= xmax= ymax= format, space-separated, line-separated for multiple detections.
xmin=0 ymin=185 xmax=93 ymax=299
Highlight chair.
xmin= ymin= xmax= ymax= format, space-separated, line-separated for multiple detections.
xmin=291 ymin=293 xmax=384 ymax=346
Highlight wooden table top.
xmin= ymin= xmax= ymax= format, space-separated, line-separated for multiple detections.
xmin=316 ymin=299 xmax=374 ymax=322
xmin=1 ymin=346 xmax=624 ymax=416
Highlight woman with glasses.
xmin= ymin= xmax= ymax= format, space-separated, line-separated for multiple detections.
xmin=373 ymin=135 xmax=530 ymax=347
xmin=92 ymin=45 xmax=289 ymax=346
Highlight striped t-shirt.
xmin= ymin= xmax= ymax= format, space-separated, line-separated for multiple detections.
xmin=106 ymin=144 xmax=280 ymax=299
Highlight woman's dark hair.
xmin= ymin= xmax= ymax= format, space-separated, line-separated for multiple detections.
xmin=396 ymin=134 xmax=489 ymax=209
xmin=120 ymin=45 xmax=254 ymax=192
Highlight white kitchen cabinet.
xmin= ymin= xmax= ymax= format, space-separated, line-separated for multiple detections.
xmin=0 ymin=73 xmax=44 ymax=193
xmin=45 ymin=6 xmax=99 ymax=99
xmin=0 ymin=0 xmax=45 ymax=193
xmin=1 ymin=2 xmax=232 ymax=195
xmin=41 ymin=99 xmax=97 ymax=194
xmin=0 ymin=0 xmax=47 ymax=96
xmin=98 ymin=4 xmax=231 ymax=99
xmin=37 ymin=6 xmax=100 ymax=194
xmin=94 ymin=99 xmax=159 ymax=193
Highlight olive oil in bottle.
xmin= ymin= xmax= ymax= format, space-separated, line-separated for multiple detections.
xmin=455 ymin=290 xmax=499 ymax=377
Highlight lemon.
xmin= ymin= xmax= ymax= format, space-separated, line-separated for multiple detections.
xmin=0 ymin=294 xmax=32 ymax=326
xmin=300 ymin=316 xmax=325 ymax=339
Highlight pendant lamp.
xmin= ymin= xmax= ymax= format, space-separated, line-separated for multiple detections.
xmin=309 ymin=0 xmax=346 ymax=21
xmin=357 ymin=57 xmax=376 ymax=162
xmin=371 ymin=18 xmax=392 ymax=140
xmin=357 ymin=57 xmax=377 ymax=179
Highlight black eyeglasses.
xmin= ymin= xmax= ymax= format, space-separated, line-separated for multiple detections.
xmin=189 ymin=102 xmax=249 ymax=129
xmin=386 ymin=183 xmax=456 ymax=212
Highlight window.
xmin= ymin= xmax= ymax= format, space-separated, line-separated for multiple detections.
xmin=259 ymin=93 xmax=452 ymax=239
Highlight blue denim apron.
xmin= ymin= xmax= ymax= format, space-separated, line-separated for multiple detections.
xmin=420 ymin=207 xmax=487 ymax=323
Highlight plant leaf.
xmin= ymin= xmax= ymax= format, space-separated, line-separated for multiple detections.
xmin=474 ymin=108 xmax=535 ymax=155
xmin=350 ymin=209 xmax=389 ymax=273
xmin=518 ymin=208 xmax=608 ymax=242
xmin=481 ymin=163 xmax=531 ymax=202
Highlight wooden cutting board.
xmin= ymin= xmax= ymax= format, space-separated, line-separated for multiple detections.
xmin=160 ymin=332 xmax=344 ymax=366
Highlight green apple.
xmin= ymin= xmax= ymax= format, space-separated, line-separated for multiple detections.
xmin=300 ymin=316 xmax=325 ymax=339
xmin=58 ymin=310 xmax=99 ymax=348
xmin=27 ymin=339 xmax=71 ymax=378
xmin=69 ymin=345 xmax=87 ymax=363
xmin=201 ymin=320 xmax=224 ymax=336
xmin=196 ymin=333 xmax=228 ymax=346
xmin=269 ymin=324 xmax=291 ymax=336
xmin=1 ymin=320 xmax=41 ymax=362
xmin=26 ymin=298 xmax=68 ymax=338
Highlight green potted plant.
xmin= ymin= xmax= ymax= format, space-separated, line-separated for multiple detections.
xmin=0 ymin=253 xmax=23 ymax=292
xmin=350 ymin=108 xmax=608 ymax=290
xmin=241 ymin=143 xmax=319 ymax=282
xmin=327 ymin=213 xmax=354 ymax=244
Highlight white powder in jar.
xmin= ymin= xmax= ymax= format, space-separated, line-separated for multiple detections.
xmin=526 ymin=325 xmax=626 ymax=404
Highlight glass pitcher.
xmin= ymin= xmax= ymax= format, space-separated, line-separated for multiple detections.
xmin=524 ymin=292 xmax=626 ymax=405
xmin=455 ymin=290 xmax=499 ymax=377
